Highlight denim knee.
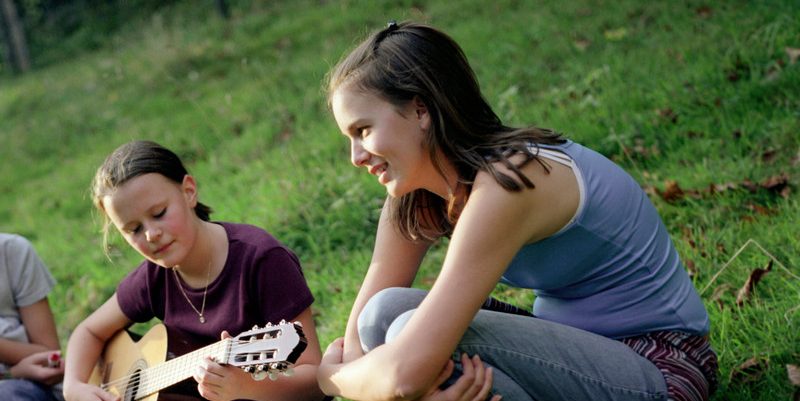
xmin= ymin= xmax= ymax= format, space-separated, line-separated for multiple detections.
xmin=358 ymin=287 xmax=427 ymax=352
xmin=0 ymin=379 xmax=59 ymax=401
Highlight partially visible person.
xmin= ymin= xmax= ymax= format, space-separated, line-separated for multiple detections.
xmin=63 ymin=140 xmax=326 ymax=401
xmin=0 ymin=233 xmax=65 ymax=401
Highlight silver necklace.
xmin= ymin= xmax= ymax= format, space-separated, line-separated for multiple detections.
xmin=172 ymin=261 xmax=212 ymax=324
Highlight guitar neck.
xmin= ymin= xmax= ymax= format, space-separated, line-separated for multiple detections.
xmin=107 ymin=339 xmax=230 ymax=398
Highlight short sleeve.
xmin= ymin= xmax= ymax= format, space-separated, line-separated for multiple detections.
xmin=253 ymin=247 xmax=314 ymax=324
xmin=116 ymin=262 xmax=160 ymax=323
xmin=4 ymin=235 xmax=55 ymax=307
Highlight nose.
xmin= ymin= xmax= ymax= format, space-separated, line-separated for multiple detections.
xmin=144 ymin=224 xmax=161 ymax=243
xmin=350 ymin=139 xmax=370 ymax=167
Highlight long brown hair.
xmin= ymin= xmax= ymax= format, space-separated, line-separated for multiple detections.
xmin=327 ymin=21 xmax=564 ymax=241
xmin=91 ymin=140 xmax=213 ymax=253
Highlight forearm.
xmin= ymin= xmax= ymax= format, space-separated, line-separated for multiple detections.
xmin=0 ymin=338 xmax=52 ymax=365
xmin=320 ymin=344 xmax=434 ymax=401
xmin=62 ymin=324 xmax=104 ymax=390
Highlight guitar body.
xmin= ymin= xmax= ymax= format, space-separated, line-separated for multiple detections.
xmin=87 ymin=321 xmax=306 ymax=401
xmin=89 ymin=324 xmax=168 ymax=401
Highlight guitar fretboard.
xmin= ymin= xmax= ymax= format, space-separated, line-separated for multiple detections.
xmin=105 ymin=339 xmax=230 ymax=399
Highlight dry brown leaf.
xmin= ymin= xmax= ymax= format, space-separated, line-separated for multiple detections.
xmin=788 ymin=364 xmax=800 ymax=387
xmin=760 ymin=173 xmax=790 ymax=198
xmin=657 ymin=108 xmax=678 ymax=123
xmin=685 ymin=259 xmax=698 ymax=278
xmin=710 ymin=283 xmax=732 ymax=310
xmin=761 ymin=148 xmax=778 ymax=163
xmin=730 ymin=357 xmax=768 ymax=384
xmin=657 ymin=180 xmax=685 ymax=202
xmin=736 ymin=260 xmax=773 ymax=306
xmin=695 ymin=5 xmax=712 ymax=18
xmin=787 ymin=47 xmax=800 ymax=65
xmin=746 ymin=203 xmax=773 ymax=216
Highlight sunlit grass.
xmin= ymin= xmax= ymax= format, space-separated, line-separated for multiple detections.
xmin=1 ymin=1 xmax=798 ymax=399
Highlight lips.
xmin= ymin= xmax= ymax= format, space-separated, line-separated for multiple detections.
xmin=369 ymin=163 xmax=387 ymax=177
xmin=154 ymin=241 xmax=173 ymax=254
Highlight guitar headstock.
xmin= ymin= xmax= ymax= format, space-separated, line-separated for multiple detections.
xmin=227 ymin=320 xmax=307 ymax=381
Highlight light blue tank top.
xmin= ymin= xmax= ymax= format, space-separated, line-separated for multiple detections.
xmin=500 ymin=140 xmax=709 ymax=338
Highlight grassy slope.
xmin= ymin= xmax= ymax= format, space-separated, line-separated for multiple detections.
xmin=1 ymin=0 xmax=798 ymax=399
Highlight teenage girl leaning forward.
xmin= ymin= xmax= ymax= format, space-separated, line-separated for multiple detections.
xmin=317 ymin=21 xmax=717 ymax=401
xmin=63 ymin=141 xmax=326 ymax=401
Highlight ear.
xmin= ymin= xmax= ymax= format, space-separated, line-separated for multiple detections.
xmin=412 ymin=96 xmax=431 ymax=131
xmin=181 ymin=175 xmax=198 ymax=208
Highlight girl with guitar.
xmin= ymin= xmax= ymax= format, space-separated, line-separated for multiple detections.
xmin=63 ymin=141 xmax=326 ymax=401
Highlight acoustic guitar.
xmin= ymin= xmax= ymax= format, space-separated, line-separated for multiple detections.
xmin=88 ymin=320 xmax=307 ymax=401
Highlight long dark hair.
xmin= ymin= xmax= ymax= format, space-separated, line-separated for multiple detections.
xmin=327 ymin=21 xmax=564 ymax=241
xmin=91 ymin=140 xmax=213 ymax=252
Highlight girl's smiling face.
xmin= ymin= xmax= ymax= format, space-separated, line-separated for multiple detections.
xmin=101 ymin=173 xmax=199 ymax=268
xmin=332 ymin=87 xmax=450 ymax=198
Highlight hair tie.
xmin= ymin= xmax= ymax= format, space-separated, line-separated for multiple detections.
xmin=374 ymin=20 xmax=400 ymax=51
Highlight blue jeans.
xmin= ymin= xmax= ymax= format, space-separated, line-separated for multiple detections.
xmin=358 ymin=287 xmax=669 ymax=401
xmin=0 ymin=379 xmax=64 ymax=401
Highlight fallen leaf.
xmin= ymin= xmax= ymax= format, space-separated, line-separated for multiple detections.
xmin=656 ymin=180 xmax=685 ymax=202
xmin=745 ymin=203 xmax=773 ymax=216
xmin=736 ymin=260 xmax=773 ymax=306
xmin=787 ymin=47 xmax=800 ymax=64
xmin=788 ymin=364 xmax=800 ymax=386
xmin=685 ymin=259 xmax=698 ymax=278
xmin=710 ymin=283 xmax=732 ymax=310
xmin=574 ymin=38 xmax=591 ymax=51
xmin=761 ymin=148 xmax=778 ymax=163
xmin=695 ymin=5 xmax=712 ymax=18
xmin=604 ymin=27 xmax=628 ymax=41
xmin=708 ymin=182 xmax=737 ymax=194
xmin=730 ymin=357 xmax=769 ymax=385
xmin=657 ymin=107 xmax=678 ymax=123
xmin=760 ymin=173 xmax=790 ymax=197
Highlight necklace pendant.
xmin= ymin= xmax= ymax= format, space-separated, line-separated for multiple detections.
xmin=199 ymin=315 xmax=206 ymax=324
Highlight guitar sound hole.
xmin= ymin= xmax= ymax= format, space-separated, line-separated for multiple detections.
xmin=124 ymin=369 xmax=141 ymax=401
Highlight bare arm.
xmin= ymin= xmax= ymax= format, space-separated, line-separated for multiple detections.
xmin=341 ymin=199 xmax=431 ymax=362
xmin=63 ymin=293 xmax=132 ymax=401
xmin=0 ymin=297 xmax=59 ymax=365
xmin=319 ymin=159 xmax=579 ymax=400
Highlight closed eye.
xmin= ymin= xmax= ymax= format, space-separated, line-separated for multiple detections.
xmin=154 ymin=208 xmax=166 ymax=218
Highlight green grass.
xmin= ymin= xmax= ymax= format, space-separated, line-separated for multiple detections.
xmin=1 ymin=0 xmax=799 ymax=399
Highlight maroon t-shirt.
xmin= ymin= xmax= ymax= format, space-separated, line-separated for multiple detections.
xmin=116 ymin=222 xmax=314 ymax=397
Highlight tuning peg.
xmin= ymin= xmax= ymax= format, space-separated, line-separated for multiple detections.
xmin=282 ymin=367 xmax=295 ymax=377
xmin=279 ymin=319 xmax=287 ymax=325
xmin=243 ymin=366 xmax=254 ymax=373
xmin=266 ymin=322 xmax=273 ymax=327
xmin=252 ymin=324 xmax=258 ymax=330
xmin=293 ymin=320 xmax=303 ymax=327
xmin=268 ymin=371 xmax=278 ymax=381
xmin=251 ymin=370 xmax=268 ymax=381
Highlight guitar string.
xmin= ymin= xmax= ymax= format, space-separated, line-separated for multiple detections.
xmin=99 ymin=340 xmax=233 ymax=391
xmin=99 ymin=339 xmax=286 ymax=395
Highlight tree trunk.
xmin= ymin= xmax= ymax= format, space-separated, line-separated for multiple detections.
xmin=0 ymin=0 xmax=30 ymax=73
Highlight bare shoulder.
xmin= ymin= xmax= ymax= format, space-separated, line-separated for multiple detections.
xmin=472 ymin=152 xmax=580 ymax=243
